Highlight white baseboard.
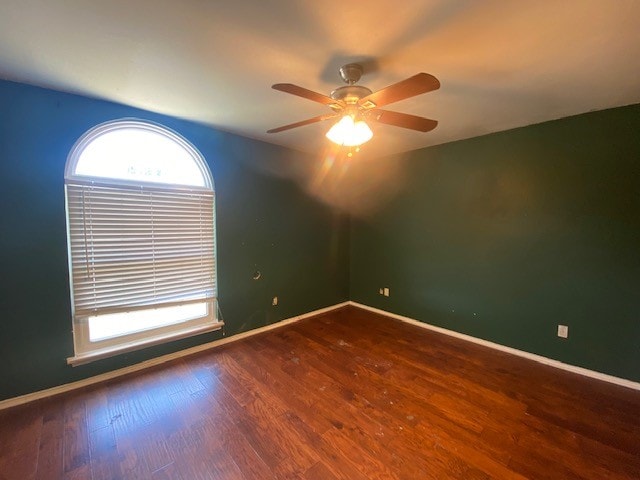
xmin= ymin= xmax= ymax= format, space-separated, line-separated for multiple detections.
xmin=349 ymin=301 xmax=640 ymax=391
xmin=0 ymin=301 xmax=350 ymax=411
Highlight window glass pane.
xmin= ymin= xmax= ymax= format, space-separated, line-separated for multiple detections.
xmin=88 ymin=303 xmax=209 ymax=342
xmin=74 ymin=128 xmax=206 ymax=186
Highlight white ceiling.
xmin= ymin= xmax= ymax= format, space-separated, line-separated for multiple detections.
xmin=1 ymin=0 xmax=639 ymax=158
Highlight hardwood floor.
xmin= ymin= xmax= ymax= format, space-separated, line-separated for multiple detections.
xmin=1 ymin=306 xmax=639 ymax=479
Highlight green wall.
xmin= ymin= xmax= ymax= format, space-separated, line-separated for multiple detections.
xmin=351 ymin=104 xmax=640 ymax=382
xmin=0 ymin=80 xmax=349 ymax=400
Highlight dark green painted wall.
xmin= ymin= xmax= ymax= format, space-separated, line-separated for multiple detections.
xmin=351 ymin=104 xmax=640 ymax=382
xmin=0 ymin=80 xmax=349 ymax=400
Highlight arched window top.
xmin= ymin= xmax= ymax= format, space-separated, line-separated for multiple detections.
xmin=66 ymin=119 xmax=212 ymax=189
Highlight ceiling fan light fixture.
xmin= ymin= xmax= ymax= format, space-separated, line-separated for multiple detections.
xmin=268 ymin=65 xmax=440 ymax=143
xmin=325 ymin=115 xmax=373 ymax=147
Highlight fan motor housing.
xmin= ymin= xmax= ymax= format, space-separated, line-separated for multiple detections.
xmin=330 ymin=85 xmax=373 ymax=104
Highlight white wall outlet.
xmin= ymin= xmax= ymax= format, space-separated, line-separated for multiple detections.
xmin=557 ymin=324 xmax=568 ymax=338
xmin=379 ymin=288 xmax=384 ymax=295
xmin=383 ymin=287 xmax=390 ymax=297
xmin=272 ymin=296 xmax=278 ymax=306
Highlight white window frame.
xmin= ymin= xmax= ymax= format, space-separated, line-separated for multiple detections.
xmin=65 ymin=119 xmax=221 ymax=366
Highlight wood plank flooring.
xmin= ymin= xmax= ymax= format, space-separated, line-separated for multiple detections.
xmin=1 ymin=306 xmax=639 ymax=479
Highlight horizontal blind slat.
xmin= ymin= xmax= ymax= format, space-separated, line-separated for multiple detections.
xmin=75 ymin=296 xmax=213 ymax=317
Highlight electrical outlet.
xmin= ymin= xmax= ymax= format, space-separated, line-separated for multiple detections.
xmin=557 ymin=324 xmax=568 ymax=338
xmin=383 ymin=287 xmax=390 ymax=297
xmin=272 ymin=296 xmax=278 ymax=306
xmin=379 ymin=288 xmax=384 ymax=295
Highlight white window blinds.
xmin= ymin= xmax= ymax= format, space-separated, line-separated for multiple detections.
xmin=67 ymin=181 xmax=216 ymax=318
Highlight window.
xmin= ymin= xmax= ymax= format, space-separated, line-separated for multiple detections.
xmin=65 ymin=119 xmax=220 ymax=365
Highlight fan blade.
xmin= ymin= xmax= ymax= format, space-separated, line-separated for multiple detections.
xmin=358 ymin=73 xmax=440 ymax=109
xmin=272 ymin=83 xmax=344 ymax=108
xmin=370 ymin=109 xmax=438 ymax=132
xmin=267 ymin=114 xmax=339 ymax=133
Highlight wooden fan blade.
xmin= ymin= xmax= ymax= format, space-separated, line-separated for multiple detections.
xmin=358 ymin=73 xmax=440 ymax=109
xmin=370 ymin=109 xmax=438 ymax=132
xmin=267 ymin=114 xmax=339 ymax=133
xmin=272 ymin=83 xmax=344 ymax=108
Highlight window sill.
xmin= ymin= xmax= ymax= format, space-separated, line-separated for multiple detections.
xmin=67 ymin=321 xmax=224 ymax=366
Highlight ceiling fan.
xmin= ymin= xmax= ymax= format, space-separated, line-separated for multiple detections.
xmin=267 ymin=63 xmax=440 ymax=148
